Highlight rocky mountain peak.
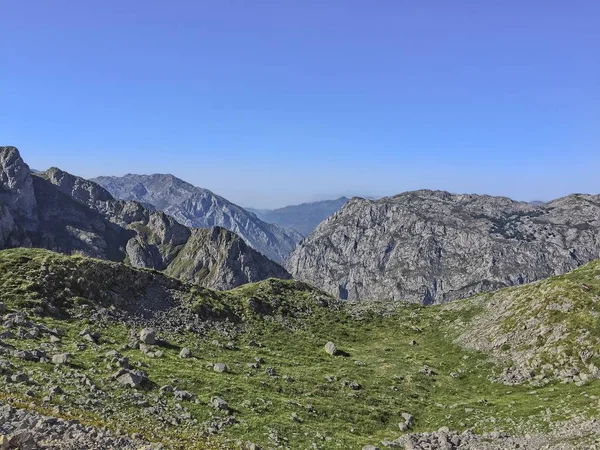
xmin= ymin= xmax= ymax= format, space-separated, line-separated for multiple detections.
xmin=40 ymin=166 xmax=115 ymax=207
xmin=0 ymin=146 xmax=38 ymax=229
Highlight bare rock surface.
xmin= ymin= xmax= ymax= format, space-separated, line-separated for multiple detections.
xmin=288 ymin=190 xmax=600 ymax=303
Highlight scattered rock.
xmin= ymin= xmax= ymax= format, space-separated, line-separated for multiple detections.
xmin=211 ymin=396 xmax=229 ymax=411
xmin=115 ymin=371 xmax=143 ymax=388
xmin=324 ymin=341 xmax=337 ymax=356
xmin=139 ymin=328 xmax=156 ymax=345
xmin=51 ymin=353 xmax=71 ymax=365
xmin=174 ymin=390 xmax=193 ymax=401
xmin=213 ymin=363 xmax=228 ymax=373
xmin=401 ymin=412 xmax=414 ymax=428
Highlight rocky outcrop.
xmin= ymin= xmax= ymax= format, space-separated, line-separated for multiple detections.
xmin=93 ymin=174 xmax=301 ymax=262
xmin=0 ymin=146 xmax=290 ymax=289
xmin=247 ymin=197 xmax=349 ymax=237
xmin=0 ymin=147 xmax=38 ymax=230
xmin=288 ymin=190 xmax=600 ymax=303
xmin=446 ymin=259 xmax=600 ymax=385
xmin=165 ymin=227 xmax=291 ymax=290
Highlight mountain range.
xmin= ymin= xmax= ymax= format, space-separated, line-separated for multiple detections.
xmin=3 ymin=144 xmax=600 ymax=449
xmin=92 ymin=174 xmax=302 ymax=263
xmin=0 ymin=146 xmax=290 ymax=290
xmin=288 ymin=190 xmax=600 ymax=303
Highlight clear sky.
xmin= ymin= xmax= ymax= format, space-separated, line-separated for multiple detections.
xmin=2 ymin=1 xmax=599 ymax=208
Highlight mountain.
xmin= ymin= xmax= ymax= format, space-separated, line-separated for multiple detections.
xmin=0 ymin=146 xmax=290 ymax=289
xmin=1 ymin=247 xmax=600 ymax=449
xmin=92 ymin=174 xmax=302 ymax=263
xmin=247 ymin=197 xmax=349 ymax=237
xmin=287 ymin=189 xmax=600 ymax=303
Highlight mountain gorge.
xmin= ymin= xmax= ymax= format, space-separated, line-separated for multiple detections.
xmin=0 ymin=146 xmax=290 ymax=290
xmin=288 ymin=190 xmax=600 ymax=303
xmin=93 ymin=174 xmax=302 ymax=263
xmin=247 ymin=197 xmax=349 ymax=237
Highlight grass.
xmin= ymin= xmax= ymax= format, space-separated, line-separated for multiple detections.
xmin=2 ymin=248 xmax=600 ymax=449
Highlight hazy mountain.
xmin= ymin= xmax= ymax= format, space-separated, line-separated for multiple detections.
xmin=287 ymin=190 xmax=600 ymax=303
xmin=247 ymin=197 xmax=349 ymax=237
xmin=0 ymin=146 xmax=290 ymax=289
xmin=93 ymin=174 xmax=302 ymax=263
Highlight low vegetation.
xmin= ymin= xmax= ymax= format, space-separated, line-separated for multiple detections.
xmin=1 ymin=248 xmax=600 ymax=449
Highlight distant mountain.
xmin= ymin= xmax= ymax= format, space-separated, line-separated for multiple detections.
xmin=0 ymin=146 xmax=290 ymax=290
xmin=93 ymin=174 xmax=301 ymax=263
xmin=248 ymin=197 xmax=349 ymax=237
xmin=288 ymin=190 xmax=600 ymax=303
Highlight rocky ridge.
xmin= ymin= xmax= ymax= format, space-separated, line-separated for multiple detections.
xmin=288 ymin=190 xmax=600 ymax=303
xmin=92 ymin=174 xmax=302 ymax=263
xmin=0 ymin=146 xmax=290 ymax=289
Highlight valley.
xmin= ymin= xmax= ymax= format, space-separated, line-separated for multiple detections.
xmin=1 ymin=248 xmax=600 ymax=449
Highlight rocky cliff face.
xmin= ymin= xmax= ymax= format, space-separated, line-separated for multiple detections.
xmin=0 ymin=146 xmax=290 ymax=289
xmin=287 ymin=190 xmax=600 ymax=303
xmin=247 ymin=197 xmax=349 ymax=237
xmin=0 ymin=147 xmax=38 ymax=231
xmin=93 ymin=174 xmax=301 ymax=263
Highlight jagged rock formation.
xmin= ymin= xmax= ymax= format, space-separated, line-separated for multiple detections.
xmin=288 ymin=190 xmax=600 ymax=303
xmin=247 ymin=197 xmax=349 ymax=237
xmin=92 ymin=174 xmax=301 ymax=262
xmin=0 ymin=146 xmax=290 ymax=289
xmin=165 ymin=227 xmax=292 ymax=290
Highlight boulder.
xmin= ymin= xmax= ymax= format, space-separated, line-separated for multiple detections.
xmin=116 ymin=371 xmax=143 ymax=388
xmin=213 ymin=363 xmax=228 ymax=373
xmin=174 ymin=390 xmax=193 ymax=401
xmin=324 ymin=341 xmax=337 ymax=356
xmin=401 ymin=412 xmax=414 ymax=428
xmin=139 ymin=328 xmax=156 ymax=345
xmin=51 ymin=353 xmax=71 ymax=365
xmin=211 ymin=396 xmax=229 ymax=411
xmin=8 ymin=430 xmax=37 ymax=450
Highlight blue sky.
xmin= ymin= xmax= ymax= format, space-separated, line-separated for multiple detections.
xmin=2 ymin=1 xmax=599 ymax=208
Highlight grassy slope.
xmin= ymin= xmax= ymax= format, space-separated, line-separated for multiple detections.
xmin=448 ymin=260 xmax=600 ymax=383
xmin=1 ymin=249 xmax=600 ymax=449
